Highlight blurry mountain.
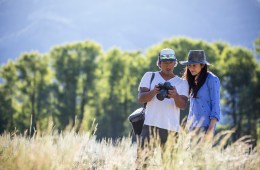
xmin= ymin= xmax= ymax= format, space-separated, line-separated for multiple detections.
xmin=0 ymin=0 xmax=260 ymax=64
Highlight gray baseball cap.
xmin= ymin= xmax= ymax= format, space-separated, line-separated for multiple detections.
xmin=159 ymin=48 xmax=177 ymax=62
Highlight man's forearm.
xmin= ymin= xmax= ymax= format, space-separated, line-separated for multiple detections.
xmin=173 ymin=95 xmax=187 ymax=109
xmin=138 ymin=90 xmax=157 ymax=103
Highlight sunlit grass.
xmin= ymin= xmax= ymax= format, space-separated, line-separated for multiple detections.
xmin=0 ymin=129 xmax=259 ymax=170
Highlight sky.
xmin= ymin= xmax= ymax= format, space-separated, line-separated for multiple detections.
xmin=0 ymin=0 xmax=260 ymax=65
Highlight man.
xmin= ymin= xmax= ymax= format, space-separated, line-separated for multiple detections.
xmin=136 ymin=48 xmax=189 ymax=167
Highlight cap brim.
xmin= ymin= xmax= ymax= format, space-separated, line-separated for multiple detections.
xmin=160 ymin=59 xmax=177 ymax=62
xmin=179 ymin=61 xmax=210 ymax=65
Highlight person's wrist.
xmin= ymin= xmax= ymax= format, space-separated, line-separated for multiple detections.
xmin=206 ymin=127 xmax=214 ymax=134
xmin=151 ymin=90 xmax=157 ymax=96
xmin=173 ymin=92 xmax=179 ymax=99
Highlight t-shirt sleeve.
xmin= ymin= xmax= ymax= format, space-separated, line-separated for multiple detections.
xmin=138 ymin=72 xmax=153 ymax=91
xmin=177 ymin=80 xmax=189 ymax=97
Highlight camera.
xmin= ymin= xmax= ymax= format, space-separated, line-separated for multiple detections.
xmin=156 ymin=82 xmax=174 ymax=101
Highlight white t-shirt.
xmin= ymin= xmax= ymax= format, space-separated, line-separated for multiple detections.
xmin=138 ymin=71 xmax=189 ymax=132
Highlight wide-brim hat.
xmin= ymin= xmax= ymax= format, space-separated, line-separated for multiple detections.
xmin=159 ymin=48 xmax=177 ymax=62
xmin=179 ymin=50 xmax=210 ymax=65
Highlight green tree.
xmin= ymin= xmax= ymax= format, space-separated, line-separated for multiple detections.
xmin=1 ymin=36 xmax=259 ymax=142
xmin=15 ymin=52 xmax=51 ymax=136
xmin=240 ymin=65 xmax=260 ymax=144
xmin=254 ymin=36 xmax=260 ymax=61
xmin=0 ymin=62 xmax=18 ymax=133
xmin=94 ymin=48 xmax=147 ymax=139
xmin=212 ymin=41 xmax=230 ymax=56
xmin=50 ymin=41 xmax=101 ymax=131
xmin=254 ymin=36 xmax=260 ymax=54
xmin=219 ymin=47 xmax=258 ymax=141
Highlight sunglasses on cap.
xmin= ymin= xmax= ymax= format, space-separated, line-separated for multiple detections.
xmin=160 ymin=54 xmax=176 ymax=60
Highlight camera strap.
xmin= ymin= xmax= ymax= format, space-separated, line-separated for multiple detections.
xmin=143 ymin=72 xmax=155 ymax=108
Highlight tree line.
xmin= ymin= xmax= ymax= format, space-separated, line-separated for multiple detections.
xmin=0 ymin=37 xmax=259 ymax=143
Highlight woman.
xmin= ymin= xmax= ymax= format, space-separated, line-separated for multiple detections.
xmin=180 ymin=50 xmax=220 ymax=140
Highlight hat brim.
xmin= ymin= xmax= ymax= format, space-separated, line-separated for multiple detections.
xmin=179 ymin=61 xmax=210 ymax=65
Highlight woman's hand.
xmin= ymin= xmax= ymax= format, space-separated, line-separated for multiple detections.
xmin=204 ymin=118 xmax=217 ymax=142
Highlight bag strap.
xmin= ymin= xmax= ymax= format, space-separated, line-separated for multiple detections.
xmin=143 ymin=72 xmax=155 ymax=108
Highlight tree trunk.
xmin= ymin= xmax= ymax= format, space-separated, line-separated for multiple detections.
xmin=231 ymin=97 xmax=237 ymax=141
xmin=29 ymin=90 xmax=36 ymax=137
xmin=76 ymin=86 xmax=87 ymax=133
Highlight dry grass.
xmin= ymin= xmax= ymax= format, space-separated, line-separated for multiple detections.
xmin=0 ymin=129 xmax=259 ymax=170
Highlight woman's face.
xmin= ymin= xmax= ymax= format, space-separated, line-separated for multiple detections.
xmin=187 ymin=64 xmax=204 ymax=76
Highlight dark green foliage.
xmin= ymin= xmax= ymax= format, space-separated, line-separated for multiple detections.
xmin=0 ymin=37 xmax=259 ymax=142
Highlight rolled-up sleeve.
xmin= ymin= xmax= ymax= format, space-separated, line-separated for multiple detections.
xmin=209 ymin=76 xmax=221 ymax=121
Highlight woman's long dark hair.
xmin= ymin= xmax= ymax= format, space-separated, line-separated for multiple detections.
xmin=183 ymin=64 xmax=208 ymax=98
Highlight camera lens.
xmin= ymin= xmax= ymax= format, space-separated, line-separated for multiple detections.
xmin=156 ymin=89 xmax=168 ymax=101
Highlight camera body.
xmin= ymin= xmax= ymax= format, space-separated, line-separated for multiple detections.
xmin=156 ymin=82 xmax=174 ymax=101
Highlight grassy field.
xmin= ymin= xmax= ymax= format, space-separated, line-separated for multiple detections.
xmin=0 ymin=129 xmax=259 ymax=170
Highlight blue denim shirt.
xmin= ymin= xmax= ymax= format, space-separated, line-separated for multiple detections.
xmin=187 ymin=72 xmax=220 ymax=129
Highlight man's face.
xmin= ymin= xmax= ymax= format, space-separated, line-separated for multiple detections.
xmin=159 ymin=61 xmax=176 ymax=74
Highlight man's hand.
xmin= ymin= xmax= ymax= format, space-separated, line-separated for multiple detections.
xmin=167 ymin=86 xmax=179 ymax=99
xmin=153 ymin=85 xmax=160 ymax=94
xmin=167 ymin=86 xmax=188 ymax=109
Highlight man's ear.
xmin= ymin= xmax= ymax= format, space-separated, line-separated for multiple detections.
xmin=174 ymin=61 xmax=178 ymax=67
xmin=157 ymin=60 xmax=161 ymax=68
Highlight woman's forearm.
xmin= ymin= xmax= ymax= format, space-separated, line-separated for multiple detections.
xmin=207 ymin=118 xmax=217 ymax=133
